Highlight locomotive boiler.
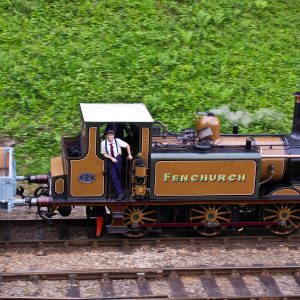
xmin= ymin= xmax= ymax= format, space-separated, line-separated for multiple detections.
xmin=2 ymin=93 xmax=300 ymax=237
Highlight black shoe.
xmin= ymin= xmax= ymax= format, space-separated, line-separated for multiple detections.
xmin=116 ymin=193 xmax=125 ymax=201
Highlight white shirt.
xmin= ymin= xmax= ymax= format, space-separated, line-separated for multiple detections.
xmin=101 ymin=138 xmax=128 ymax=157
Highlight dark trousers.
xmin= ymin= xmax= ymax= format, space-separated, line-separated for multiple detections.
xmin=108 ymin=155 xmax=122 ymax=196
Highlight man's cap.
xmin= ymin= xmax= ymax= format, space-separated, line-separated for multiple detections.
xmin=106 ymin=129 xmax=115 ymax=135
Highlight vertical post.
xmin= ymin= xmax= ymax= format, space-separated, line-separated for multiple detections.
xmin=291 ymin=92 xmax=300 ymax=139
xmin=141 ymin=127 xmax=150 ymax=167
xmin=125 ymin=159 xmax=129 ymax=199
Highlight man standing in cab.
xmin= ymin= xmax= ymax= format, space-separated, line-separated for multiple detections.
xmin=101 ymin=129 xmax=133 ymax=200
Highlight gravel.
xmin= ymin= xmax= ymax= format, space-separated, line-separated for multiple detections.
xmin=2 ymin=205 xmax=300 ymax=298
xmin=1 ymin=242 xmax=300 ymax=272
xmin=273 ymin=274 xmax=300 ymax=295
xmin=180 ymin=276 xmax=207 ymax=297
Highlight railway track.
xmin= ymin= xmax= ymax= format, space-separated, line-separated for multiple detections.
xmin=2 ymin=219 xmax=300 ymax=299
xmin=1 ymin=218 xmax=300 ymax=248
xmin=1 ymin=220 xmax=300 ymax=250
xmin=1 ymin=266 xmax=300 ymax=299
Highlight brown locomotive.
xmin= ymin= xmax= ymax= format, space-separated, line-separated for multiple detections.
xmin=2 ymin=93 xmax=300 ymax=237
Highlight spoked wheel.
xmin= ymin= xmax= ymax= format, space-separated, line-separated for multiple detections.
xmin=260 ymin=203 xmax=300 ymax=235
xmin=190 ymin=204 xmax=231 ymax=236
xmin=123 ymin=205 xmax=157 ymax=238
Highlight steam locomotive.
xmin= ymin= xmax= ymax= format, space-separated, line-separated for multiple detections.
xmin=2 ymin=92 xmax=300 ymax=237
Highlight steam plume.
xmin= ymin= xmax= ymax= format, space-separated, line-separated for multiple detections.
xmin=210 ymin=105 xmax=282 ymax=126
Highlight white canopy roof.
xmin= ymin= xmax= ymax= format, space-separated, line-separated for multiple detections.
xmin=80 ymin=103 xmax=154 ymax=123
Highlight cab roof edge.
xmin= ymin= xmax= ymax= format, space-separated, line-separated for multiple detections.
xmin=80 ymin=103 xmax=154 ymax=123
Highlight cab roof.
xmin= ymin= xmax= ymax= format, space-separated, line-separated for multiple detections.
xmin=80 ymin=103 xmax=154 ymax=123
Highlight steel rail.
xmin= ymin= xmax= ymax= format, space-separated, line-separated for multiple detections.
xmin=0 ymin=218 xmax=90 ymax=224
xmin=0 ymin=296 xmax=169 ymax=300
xmin=0 ymin=296 xmax=300 ymax=300
xmin=0 ymin=218 xmax=282 ymax=228
xmin=1 ymin=265 xmax=300 ymax=281
xmin=0 ymin=217 xmax=293 ymax=230
xmin=0 ymin=234 xmax=300 ymax=248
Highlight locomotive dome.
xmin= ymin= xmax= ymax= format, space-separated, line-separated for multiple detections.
xmin=195 ymin=112 xmax=220 ymax=142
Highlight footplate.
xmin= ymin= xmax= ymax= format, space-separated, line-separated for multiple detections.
xmin=106 ymin=225 xmax=129 ymax=234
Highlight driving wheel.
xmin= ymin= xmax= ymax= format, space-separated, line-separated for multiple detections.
xmin=260 ymin=203 xmax=300 ymax=235
xmin=190 ymin=204 xmax=231 ymax=236
xmin=123 ymin=205 xmax=157 ymax=237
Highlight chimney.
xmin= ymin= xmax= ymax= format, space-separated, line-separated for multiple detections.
xmin=291 ymin=92 xmax=300 ymax=139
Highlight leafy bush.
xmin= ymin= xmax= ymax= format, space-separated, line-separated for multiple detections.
xmin=0 ymin=0 xmax=299 ymax=173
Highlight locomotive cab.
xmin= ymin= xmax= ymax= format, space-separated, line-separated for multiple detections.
xmin=50 ymin=103 xmax=154 ymax=202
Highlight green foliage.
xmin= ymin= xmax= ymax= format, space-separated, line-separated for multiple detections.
xmin=0 ymin=0 xmax=299 ymax=173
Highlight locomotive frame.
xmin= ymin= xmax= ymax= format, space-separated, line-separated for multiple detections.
xmin=2 ymin=93 xmax=300 ymax=237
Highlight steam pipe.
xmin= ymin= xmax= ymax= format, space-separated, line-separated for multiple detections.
xmin=259 ymin=164 xmax=275 ymax=185
xmin=13 ymin=196 xmax=50 ymax=207
xmin=16 ymin=175 xmax=48 ymax=184
xmin=154 ymin=121 xmax=177 ymax=136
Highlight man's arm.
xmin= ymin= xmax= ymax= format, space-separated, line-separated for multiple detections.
xmin=126 ymin=144 xmax=133 ymax=160
xmin=103 ymin=152 xmax=117 ymax=162
xmin=117 ymin=138 xmax=132 ymax=160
